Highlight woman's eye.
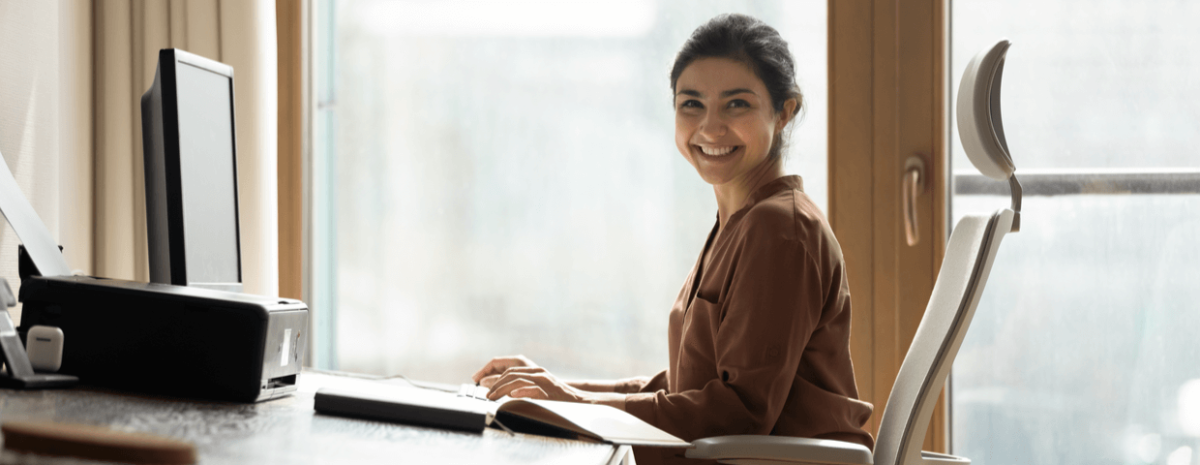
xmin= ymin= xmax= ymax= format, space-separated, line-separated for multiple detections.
xmin=727 ymin=99 xmax=750 ymax=109
xmin=679 ymin=99 xmax=703 ymax=110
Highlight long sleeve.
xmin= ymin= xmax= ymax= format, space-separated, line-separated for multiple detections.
xmin=625 ymin=209 xmax=824 ymax=440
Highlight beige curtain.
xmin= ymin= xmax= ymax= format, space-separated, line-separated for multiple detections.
xmin=94 ymin=0 xmax=279 ymax=296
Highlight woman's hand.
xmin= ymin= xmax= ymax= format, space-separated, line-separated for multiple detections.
xmin=485 ymin=367 xmax=586 ymax=402
xmin=473 ymin=356 xmax=627 ymax=409
xmin=485 ymin=366 xmax=627 ymax=410
xmin=471 ymin=355 xmax=539 ymax=389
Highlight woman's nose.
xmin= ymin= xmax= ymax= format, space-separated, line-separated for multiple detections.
xmin=697 ymin=109 xmax=727 ymax=140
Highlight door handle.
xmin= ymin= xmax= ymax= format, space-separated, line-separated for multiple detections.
xmin=903 ymin=156 xmax=927 ymax=246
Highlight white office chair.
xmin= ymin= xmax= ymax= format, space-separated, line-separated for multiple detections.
xmin=685 ymin=39 xmax=1020 ymax=465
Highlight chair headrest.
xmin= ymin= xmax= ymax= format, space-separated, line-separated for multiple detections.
xmin=956 ymin=39 xmax=1014 ymax=181
xmin=957 ymin=39 xmax=1022 ymax=232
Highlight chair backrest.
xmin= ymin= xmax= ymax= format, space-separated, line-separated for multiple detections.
xmin=872 ymin=208 xmax=1014 ymax=465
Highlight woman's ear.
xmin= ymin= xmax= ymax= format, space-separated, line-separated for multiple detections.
xmin=777 ymin=98 xmax=800 ymax=131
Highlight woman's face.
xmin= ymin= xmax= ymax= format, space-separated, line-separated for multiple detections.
xmin=674 ymin=57 xmax=787 ymax=187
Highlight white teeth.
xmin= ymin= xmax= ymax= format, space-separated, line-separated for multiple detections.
xmin=699 ymin=146 xmax=736 ymax=156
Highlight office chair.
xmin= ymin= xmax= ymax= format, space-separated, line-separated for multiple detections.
xmin=685 ymin=39 xmax=1021 ymax=465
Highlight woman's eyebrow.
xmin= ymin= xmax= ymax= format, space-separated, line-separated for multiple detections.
xmin=674 ymin=88 xmax=757 ymax=98
xmin=720 ymin=88 xmax=756 ymax=98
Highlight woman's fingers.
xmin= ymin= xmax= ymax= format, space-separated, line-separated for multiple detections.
xmin=508 ymin=385 xmax=548 ymax=400
xmin=488 ymin=372 xmax=554 ymax=400
xmin=488 ymin=374 xmax=545 ymax=400
xmin=471 ymin=355 xmax=538 ymax=383
xmin=480 ymin=366 xmax=546 ymax=388
xmin=470 ymin=358 xmax=512 ymax=383
xmin=479 ymin=374 xmax=501 ymax=389
xmin=500 ymin=366 xmax=546 ymax=374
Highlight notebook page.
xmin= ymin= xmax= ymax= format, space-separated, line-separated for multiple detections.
xmin=499 ymin=399 xmax=689 ymax=447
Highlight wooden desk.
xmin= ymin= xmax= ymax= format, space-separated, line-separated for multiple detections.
xmin=0 ymin=371 xmax=632 ymax=464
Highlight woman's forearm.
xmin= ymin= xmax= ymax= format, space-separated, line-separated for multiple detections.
xmin=567 ymin=379 xmax=621 ymax=392
xmin=586 ymin=392 xmax=627 ymax=411
xmin=569 ymin=376 xmax=653 ymax=393
xmin=564 ymin=380 xmax=628 ymax=410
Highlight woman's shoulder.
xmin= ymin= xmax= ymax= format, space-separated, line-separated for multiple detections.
xmin=740 ymin=186 xmax=833 ymax=248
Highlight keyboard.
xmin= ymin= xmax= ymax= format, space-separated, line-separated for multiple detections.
xmin=456 ymin=383 xmax=491 ymax=401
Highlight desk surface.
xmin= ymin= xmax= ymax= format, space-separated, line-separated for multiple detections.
xmin=0 ymin=370 xmax=629 ymax=464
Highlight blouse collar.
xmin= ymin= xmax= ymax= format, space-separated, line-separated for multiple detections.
xmin=739 ymin=175 xmax=805 ymax=211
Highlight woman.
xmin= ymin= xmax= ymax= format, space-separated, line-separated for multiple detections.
xmin=472 ymin=13 xmax=873 ymax=464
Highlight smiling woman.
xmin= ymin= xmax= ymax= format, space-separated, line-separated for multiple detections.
xmin=472 ymin=14 xmax=870 ymax=465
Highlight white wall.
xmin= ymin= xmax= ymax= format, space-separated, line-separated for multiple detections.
xmin=0 ymin=0 xmax=92 ymax=322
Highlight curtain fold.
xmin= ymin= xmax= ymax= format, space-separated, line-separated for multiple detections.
xmin=61 ymin=0 xmax=94 ymax=278
xmin=93 ymin=0 xmax=279 ymax=296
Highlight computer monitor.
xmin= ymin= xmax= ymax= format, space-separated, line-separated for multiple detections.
xmin=141 ymin=48 xmax=243 ymax=293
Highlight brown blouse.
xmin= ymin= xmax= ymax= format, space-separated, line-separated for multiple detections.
xmin=616 ymin=176 xmax=873 ymax=464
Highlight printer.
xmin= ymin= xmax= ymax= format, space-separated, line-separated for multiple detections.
xmin=18 ymin=272 xmax=308 ymax=402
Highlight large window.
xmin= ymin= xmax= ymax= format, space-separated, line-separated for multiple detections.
xmin=315 ymin=1 xmax=828 ymax=383
xmin=950 ymin=2 xmax=1200 ymax=465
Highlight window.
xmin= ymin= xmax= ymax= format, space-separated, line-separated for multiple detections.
xmin=313 ymin=1 xmax=828 ymax=383
xmin=950 ymin=2 xmax=1200 ymax=465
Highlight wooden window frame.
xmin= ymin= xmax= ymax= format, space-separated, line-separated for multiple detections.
xmin=828 ymin=0 xmax=950 ymax=453
xmin=278 ymin=0 xmax=303 ymax=301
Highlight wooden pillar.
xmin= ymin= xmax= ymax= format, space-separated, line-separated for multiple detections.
xmin=276 ymin=0 xmax=303 ymax=299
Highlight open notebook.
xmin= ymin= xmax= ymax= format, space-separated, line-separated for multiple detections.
xmin=314 ymin=382 xmax=688 ymax=447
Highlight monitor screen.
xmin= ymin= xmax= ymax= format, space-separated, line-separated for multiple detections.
xmin=142 ymin=48 xmax=242 ymax=292
xmin=174 ymin=62 xmax=240 ymax=286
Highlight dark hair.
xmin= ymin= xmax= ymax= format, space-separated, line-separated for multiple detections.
xmin=670 ymin=14 xmax=804 ymax=158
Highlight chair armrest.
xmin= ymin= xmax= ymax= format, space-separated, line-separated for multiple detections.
xmin=684 ymin=435 xmax=873 ymax=465
xmin=920 ymin=451 xmax=969 ymax=465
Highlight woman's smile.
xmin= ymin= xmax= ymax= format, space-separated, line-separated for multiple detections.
xmin=694 ymin=144 xmax=741 ymax=157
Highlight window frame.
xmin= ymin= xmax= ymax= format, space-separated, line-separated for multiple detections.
xmin=828 ymin=0 xmax=950 ymax=453
xmin=955 ymin=170 xmax=1200 ymax=196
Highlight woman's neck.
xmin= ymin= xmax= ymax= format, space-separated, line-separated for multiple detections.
xmin=712 ymin=158 xmax=786 ymax=230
